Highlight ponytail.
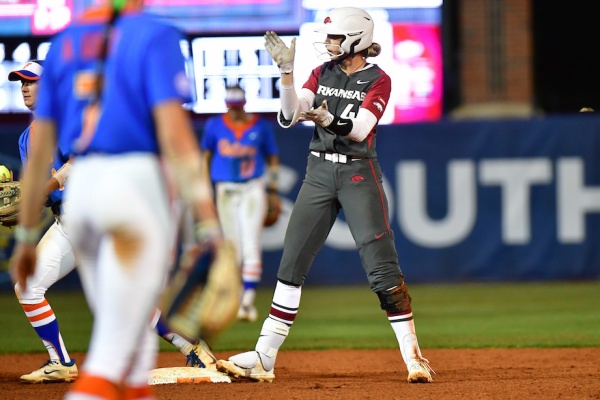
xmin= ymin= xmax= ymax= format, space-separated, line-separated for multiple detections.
xmin=365 ymin=42 xmax=381 ymax=58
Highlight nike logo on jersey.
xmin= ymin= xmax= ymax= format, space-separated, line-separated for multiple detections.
xmin=337 ymin=120 xmax=348 ymax=126
xmin=375 ymin=232 xmax=387 ymax=240
xmin=316 ymin=85 xmax=366 ymax=101
xmin=357 ymin=80 xmax=369 ymax=84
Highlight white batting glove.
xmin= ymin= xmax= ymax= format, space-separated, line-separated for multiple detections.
xmin=264 ymin=31 xmax=296 ymax=74
xmin=300 ymin=100 xmax=334 ymax=127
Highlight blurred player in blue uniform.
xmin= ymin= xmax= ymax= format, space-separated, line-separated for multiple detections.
xmin=9 ymin=60 xmax=78 ymax=383
xmin=10 ymin=0 xmax=222 ymax=398
xmin=11 ymin=62 xmax=214 ymax=381
xmin=201 ymin=85 xmax=279 ymax=322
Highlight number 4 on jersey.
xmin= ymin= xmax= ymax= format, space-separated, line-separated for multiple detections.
xmin=340 ymin=104 xmax=356 ymax=119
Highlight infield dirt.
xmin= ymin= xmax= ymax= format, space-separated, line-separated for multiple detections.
xmin=1 ymin=348 xmax=599 ymax=399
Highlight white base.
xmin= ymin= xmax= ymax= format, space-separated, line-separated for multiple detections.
xmin=148 ymin=367 xmax=231 ymax=384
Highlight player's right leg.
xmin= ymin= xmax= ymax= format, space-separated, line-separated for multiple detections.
xmin=218 ymin=160 xmax=335 ymax=381
xmin=16 ymin=220 xmax=78 ymax=383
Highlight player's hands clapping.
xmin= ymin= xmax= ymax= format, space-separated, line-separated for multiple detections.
xmin=300 ymin=100 xmax=334 ymax=127
xmin=264 ymin=31 xmax=296 ymax=73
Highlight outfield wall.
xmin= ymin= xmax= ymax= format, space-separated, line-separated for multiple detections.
xmin=2 ymin=115 xmax=600 ymax=290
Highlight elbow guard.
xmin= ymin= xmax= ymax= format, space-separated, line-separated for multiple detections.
xmin=277 ymin=109 xmax=303 ymax=129
xmin=325 ymin=116 xmax=353 ymax=136
xmin=376 ymin=282 xmax=412 ymax=313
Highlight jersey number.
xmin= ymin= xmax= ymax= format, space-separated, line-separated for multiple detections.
xmin=340 ymin=104 xmax=356 ymax=119
xmin=240 ymin=159 xmax=256 ymax=178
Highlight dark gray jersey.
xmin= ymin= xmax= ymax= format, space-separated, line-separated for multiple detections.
xmin=303 ymin=61 xmax=391 ymax=158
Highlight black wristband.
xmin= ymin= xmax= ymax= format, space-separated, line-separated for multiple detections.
xmin=326 ymin=116 xmax=353 ymax=136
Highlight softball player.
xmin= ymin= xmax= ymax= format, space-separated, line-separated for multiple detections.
xmin=9 ymin=60 xmax=78 ymax=384
xmin=10 ymin=1 xmax=222 ymax=398
xmin=217 ymin=7 xmax=434 ymax=384
xmin=10 ymin=61 xmax=215 ymax=384
xmin=201 ymin=85 xmax=279 ymax=322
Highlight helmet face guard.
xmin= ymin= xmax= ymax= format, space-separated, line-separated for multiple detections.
xmin=314 ymin=7 xmax=374 ymax=57
xmin=312 ymin=41 xmax=345 ymax=60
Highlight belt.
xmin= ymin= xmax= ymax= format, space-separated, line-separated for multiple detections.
xmin=311 ymin=151 xmax=363 ymax=164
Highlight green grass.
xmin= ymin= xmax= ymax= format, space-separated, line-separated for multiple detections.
xmin=1 ymin=281 xmax=599 ymax=354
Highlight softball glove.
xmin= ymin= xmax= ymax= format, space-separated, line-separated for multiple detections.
xmin=264 ymin=191 xmax=281 ymax=227
xmin=0 ymin=180 xmax=21 ymax=227
xmin=161 ymin=239 xmax=241 ymax=340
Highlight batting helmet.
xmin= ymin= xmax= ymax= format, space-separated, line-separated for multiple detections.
xmin=315 ymin=7 xmax=374 ymax=56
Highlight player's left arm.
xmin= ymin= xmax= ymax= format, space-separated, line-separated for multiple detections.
xmin=144 ymin=25 xmax=219 ymax=239
xmin=303 ymin=73 xmax=391 ymax=141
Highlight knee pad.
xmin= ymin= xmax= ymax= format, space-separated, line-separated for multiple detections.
xmin=376 ymin=282 xmax=412 ymax=313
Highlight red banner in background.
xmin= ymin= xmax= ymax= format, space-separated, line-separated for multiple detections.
xmin=390 ymin=24 xmax=442 ymax=123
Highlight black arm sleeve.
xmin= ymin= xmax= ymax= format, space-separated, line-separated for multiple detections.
xmin=325 ymin=115 xmax=353 ymax=136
